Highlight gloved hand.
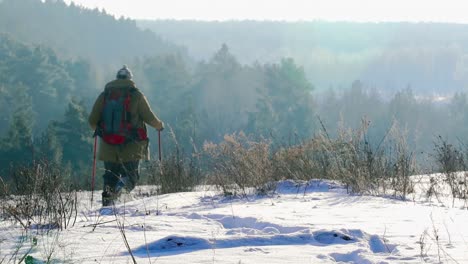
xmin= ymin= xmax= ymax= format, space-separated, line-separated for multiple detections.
xmin=157 ymin=126 xmax=164 ymax=132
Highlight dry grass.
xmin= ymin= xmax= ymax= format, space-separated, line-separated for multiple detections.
xmin=1 ymin=160 xmax=78 ymax=231
xmin=202 ymin=122 xmax=416 ymax=199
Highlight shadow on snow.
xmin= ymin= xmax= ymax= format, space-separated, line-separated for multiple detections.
xmin=128 ymin=229 xmax=360 ymax=257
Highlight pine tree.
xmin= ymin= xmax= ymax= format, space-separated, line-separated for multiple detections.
xmin=54 ymin=97 xmax=92 ymax=172
xmin=1 ymin=84 xmax=35 ymax=166
xmin=37 ymin=121 xmax=63 ymax=164
xmin=248 ymin=58 xmax=316 ymax=141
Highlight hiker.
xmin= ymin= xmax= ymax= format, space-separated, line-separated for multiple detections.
xmin=88 ymin=65 xmax=164 ymax=206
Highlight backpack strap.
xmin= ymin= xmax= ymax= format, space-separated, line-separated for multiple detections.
xmin=123 ymin=88 xmax=132 ymax=130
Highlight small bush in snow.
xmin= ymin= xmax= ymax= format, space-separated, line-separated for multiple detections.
xmin=433 ymin=136 xmax=468 ymax=204
xmin=272 ymin=138 xmax=328 ymax=182
xmin=309 ymin=119 xmax=415 ymax=198
xmin=1 ymin=160 xmax=78 ymax=231
xmin=201 ymin=122 xmax=416 ymax=199
xmin=204 ymin=132 xmax=273 ymax=196
xmin=146 ymin=127 xmax=199 ymax=195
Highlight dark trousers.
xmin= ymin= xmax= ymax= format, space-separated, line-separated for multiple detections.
xmin=102 ymin=161 xmax=140 ymax=194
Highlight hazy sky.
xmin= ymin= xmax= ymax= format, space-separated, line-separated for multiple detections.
xmin=65 ymin=0 xmax=468 ymax=23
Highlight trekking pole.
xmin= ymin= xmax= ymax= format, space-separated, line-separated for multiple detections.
xmin=158 ymin=130 xmax=162 ymax=162
xmin=91 ymin=135 xmax=97 ymax=204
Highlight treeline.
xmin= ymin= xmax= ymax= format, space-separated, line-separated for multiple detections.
xmin=0 ymin=0 xmax=186 ymax=66
xmin=139 ymin=20 xmax=468 ymax=94
xmin=0 ymin=35 xmax=94 ymax=177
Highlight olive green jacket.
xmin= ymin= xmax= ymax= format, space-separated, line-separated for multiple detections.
xmin=88 ymin=79 xmax=164 ymax=162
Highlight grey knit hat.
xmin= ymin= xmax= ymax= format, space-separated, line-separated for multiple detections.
xmin=116 ymin=65 xmax=133 ymax=80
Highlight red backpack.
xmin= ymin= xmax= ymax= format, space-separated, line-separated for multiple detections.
xmin=97 ymin=88 xmax=147 ymax=145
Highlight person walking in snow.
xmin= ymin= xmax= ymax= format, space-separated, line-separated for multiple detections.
xmin=89 ymin=65 xmax=164 ymax=206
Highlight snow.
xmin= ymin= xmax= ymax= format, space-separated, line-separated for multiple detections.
xmin=1 ymin=178 xmax=468 ymax=263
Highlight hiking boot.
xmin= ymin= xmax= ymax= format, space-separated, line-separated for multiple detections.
xmin=102 ymin=191 xmax=115 ymax=207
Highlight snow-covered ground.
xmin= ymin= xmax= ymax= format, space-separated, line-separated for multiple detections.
xmin=1 ymin=177 xmax=468 ymax=263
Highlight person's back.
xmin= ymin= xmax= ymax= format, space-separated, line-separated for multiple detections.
xmin=88 ymin=65 xmax=164 ymax=206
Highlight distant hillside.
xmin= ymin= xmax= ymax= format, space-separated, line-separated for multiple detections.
xmin=139 ymin=20 xmax=468 ymax=94
xmin=0 ymin=0 xmax=186 ymax=66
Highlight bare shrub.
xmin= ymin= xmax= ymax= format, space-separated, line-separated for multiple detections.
xmin=1 ymin=160 xmax=78 ymax=231
xmin=147 ymin=127 xmax=199 ymax=195
xmin=148 ymin=154 xmax=198 ymax=195
xmin=433 ymin=136 xmax=468 ymax=205
xmin=385 ymin=125 xmax=416 ymax=198
xmin=272 ymin=139 xmax=327 ymax=182
xmin=304 ymin=119 xmax=415 ymax=197
xmin=204 ymin=132 xmax=273 ymax=196
xmin=311 ymin=119 xmax=388 ymax=194
xmin=201 ymin=120 xmax=417 ymax=198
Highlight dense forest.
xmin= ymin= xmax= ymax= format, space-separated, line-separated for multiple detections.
xmin=139 ymin=20 xmax=468 ymax=95
xmin=1 ymin=0 xmax=468 ymax=189
xmin=0 ymin=0 xmax=185 ymax=63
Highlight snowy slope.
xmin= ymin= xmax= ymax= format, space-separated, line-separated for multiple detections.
xmin=1 ymin=178 xmax=468 ymax=263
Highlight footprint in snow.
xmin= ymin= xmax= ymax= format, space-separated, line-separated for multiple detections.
xmin=314 ymin=230 xmax=355 ymax=244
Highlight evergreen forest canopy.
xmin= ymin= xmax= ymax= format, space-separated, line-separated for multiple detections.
xmin=1 ymin=0 xmax=468 ymax=188
xmin=139 ymin=20 xmax=468 ymax=95
xmin=0 ymin=0 xmax=187 ymax=81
